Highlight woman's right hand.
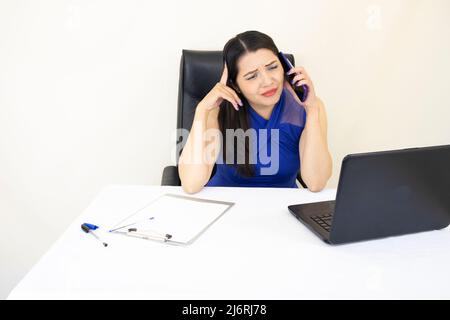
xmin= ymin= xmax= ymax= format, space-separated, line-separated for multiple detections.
xmin=197 ymin=64 xmax=243 ymax=113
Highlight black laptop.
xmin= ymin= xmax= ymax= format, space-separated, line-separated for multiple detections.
xmin=288 ymin=145 xmax=450 ymax=244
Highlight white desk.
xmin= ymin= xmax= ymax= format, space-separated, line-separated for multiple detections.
xmin=7 ymin=185 xmax=450 ymax=299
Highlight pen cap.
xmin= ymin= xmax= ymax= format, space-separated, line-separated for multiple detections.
xmin=84 ymin=223 xmax=99 ymax=230
xmin=81 ymin=223 xmax=99 ymax=232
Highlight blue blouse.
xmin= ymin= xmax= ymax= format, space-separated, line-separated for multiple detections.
xmin=205 ymin=87 xmax=307 ymax=188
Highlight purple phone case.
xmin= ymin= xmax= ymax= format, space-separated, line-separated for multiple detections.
xmin=279 ymin=51 xmax=308 ymax=102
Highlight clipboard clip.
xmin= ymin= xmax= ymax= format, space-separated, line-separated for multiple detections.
xmin=126 ymin=228 xmax=173 ymax=242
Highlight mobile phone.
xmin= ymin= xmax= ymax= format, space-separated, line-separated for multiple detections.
xmin=278 ymin=51 xmax=308 ymax=102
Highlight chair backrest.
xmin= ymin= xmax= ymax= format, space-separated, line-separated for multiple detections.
xmin=175 ymin=50 xmax=305 ymax=187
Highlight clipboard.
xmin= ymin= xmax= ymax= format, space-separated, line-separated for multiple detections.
xmin=109 ymin=193 xmax=235 ymax=245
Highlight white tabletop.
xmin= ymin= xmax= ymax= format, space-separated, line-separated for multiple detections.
xmin=7 ymin=185 xmax=450 ymax=299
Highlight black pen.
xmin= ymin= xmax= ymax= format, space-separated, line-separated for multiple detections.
xmin=126 ymin=228 xmax=172 ymax=242
xmin=81 ymin=223 xmax=108 ymax=247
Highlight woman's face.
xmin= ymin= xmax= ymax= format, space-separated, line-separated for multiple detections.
xmin=235 ymin=48 xmax=285 ymax=110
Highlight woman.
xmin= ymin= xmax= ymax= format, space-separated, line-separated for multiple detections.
xmin=178 ymin=30 xmax=332 ymax=193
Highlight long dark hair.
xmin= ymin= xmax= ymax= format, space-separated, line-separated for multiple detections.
xmin=220 ymin=30 xmax=280 ymax=177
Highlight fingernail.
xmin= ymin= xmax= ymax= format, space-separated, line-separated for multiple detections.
xmin=239 ymin=101 xmax=243 ymax=106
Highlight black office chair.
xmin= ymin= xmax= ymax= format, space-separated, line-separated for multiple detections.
xmin=161 ymin=49 xmax=308 ymax=188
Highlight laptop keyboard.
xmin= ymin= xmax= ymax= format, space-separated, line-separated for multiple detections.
xmin=311 ymin=213 xmax=334 ymax=232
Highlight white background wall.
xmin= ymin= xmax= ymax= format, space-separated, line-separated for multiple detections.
xmin=1 ymin=0 xmax=449 ymax=299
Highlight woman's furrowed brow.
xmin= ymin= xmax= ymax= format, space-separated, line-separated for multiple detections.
xmin=243 ymin=60 xmax=277 ymax=77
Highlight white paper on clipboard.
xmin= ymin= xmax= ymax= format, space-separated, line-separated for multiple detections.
xmin=110 ymin=194 xmax=235 ymax=245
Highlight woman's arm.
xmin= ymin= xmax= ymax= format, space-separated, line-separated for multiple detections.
xmin=285 ymin=67 xmax=332 ymax=192
xmin=178 ymin=105 xmax=220 ymax=194
xmin=179 ymin=64 xmax=242 ymax=194
xmin=299 ymin=97 xmax=333 ymax=192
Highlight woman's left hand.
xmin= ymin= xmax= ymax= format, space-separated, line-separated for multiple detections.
xmin=283 ymin=66 xmax=318 ymax=113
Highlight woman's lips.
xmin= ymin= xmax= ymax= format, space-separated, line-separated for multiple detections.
xmin=261 ymin=88 xmax=277 ymax=97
